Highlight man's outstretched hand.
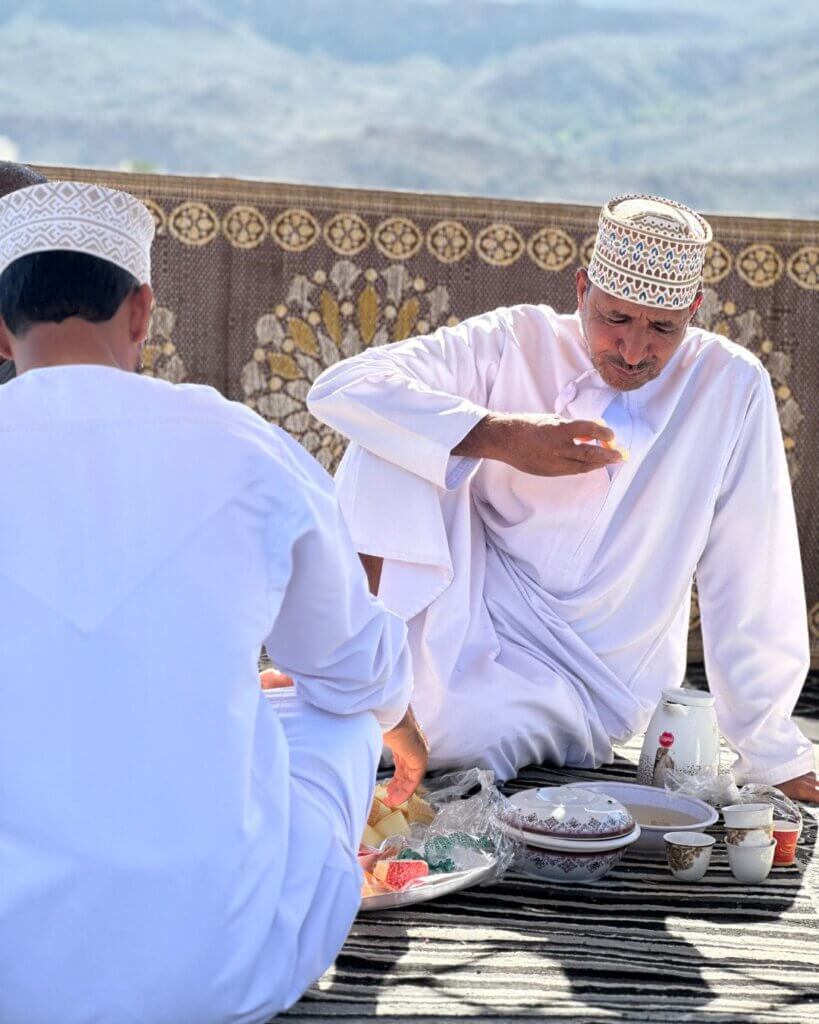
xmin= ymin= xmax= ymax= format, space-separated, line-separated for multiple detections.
xmin=453 ymin=412 xmax=622 ymax=477
xmin=260 ymin=673 xmax=428 ymax=806
xmin=381 ymin=705 xmax=429 ymax=808
xmin=778 ymin=772 xmax=819 ymax=804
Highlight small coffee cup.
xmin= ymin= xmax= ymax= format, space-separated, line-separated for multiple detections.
xmin=722 ymin=803 xmax=774 ymax=830
xmin=726 ymin=839 xmax=775 ymax=883
xmin=664 ymin=832 xmax=715 ymax=882
xmin=772 ymin=820 xmax=801 ymax=867
xmin=725 ymin=824 xmax=774 ymax=848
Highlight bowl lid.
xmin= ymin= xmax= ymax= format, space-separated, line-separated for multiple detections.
xmin=501 ymin=785 xmax=635 ymax=840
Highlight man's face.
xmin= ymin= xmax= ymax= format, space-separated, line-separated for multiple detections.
xmin=576 ymin=269 xmax=701 ymax=392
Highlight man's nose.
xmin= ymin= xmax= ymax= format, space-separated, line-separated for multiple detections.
xmin=618 ymin=333 xmax=650 ymax=366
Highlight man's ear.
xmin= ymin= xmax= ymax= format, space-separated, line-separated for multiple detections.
xmin=576 ymin=267 xmax=590 ymax=311
xmin=128 ymin=284 xmax=154 ymax=349
xmin=0 ymin=317 xmax=14 ymax=360
xmin=689 ymin=291 xmax=704 ymax=319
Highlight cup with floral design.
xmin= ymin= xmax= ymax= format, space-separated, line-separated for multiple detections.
xmin=663 ymin=831 xmax=715 ymax=882
xmin=725 ymin=824 xmax=774 ymax=848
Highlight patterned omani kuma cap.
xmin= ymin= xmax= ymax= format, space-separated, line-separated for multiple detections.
xmin=587 ymin=194 xmax=713 ymax=309
xmin=0 ymin=181 xmax=155 ymax=284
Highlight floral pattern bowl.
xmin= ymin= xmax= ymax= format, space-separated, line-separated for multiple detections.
xmin=513 ymin=843 xmax=628 ymax=884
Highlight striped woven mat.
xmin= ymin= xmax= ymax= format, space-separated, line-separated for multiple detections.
xmin=284 ymin=676 xmax=819 ymax=1022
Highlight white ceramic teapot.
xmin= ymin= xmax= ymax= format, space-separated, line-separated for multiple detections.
xmin=636 ymin=687 xmax=720 ymax=788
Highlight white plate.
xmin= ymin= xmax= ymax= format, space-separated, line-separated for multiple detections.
xmin=495 ymin=818 xmax=641 ymax=853
xmin=359 ymin=858 xmax=497 ymax=912
xmin=565 ymin=781 xmax=718 ymax=856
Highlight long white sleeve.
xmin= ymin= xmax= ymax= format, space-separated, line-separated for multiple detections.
xmin=696 ymin=368 xmax=813 ymax=785
xmin=263 ymin=432 xmax=412 ymax=730
xmin=307 ymin=310 xmax=512 ymax=488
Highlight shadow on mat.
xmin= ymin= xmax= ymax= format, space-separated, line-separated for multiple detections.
xmin=284 ymin=752 xmax=817 ymax=1022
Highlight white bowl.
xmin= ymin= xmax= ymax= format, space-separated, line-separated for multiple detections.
xmin=514 ymin=842 xmax=630 ymax=884
xmin=565 ymin=781 xmax=718 ymax=856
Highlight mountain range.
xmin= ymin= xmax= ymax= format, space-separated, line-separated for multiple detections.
xmin=0 ymin=0 xmax=816 ymax=216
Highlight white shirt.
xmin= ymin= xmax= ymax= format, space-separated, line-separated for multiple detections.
xmin=308 ymin=304 xmax=813 ymax=786
xmin=0 ymin=366 xmax=411 ymax=1023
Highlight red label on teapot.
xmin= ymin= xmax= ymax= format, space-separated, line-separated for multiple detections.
xmin=659 ymin=731 xmax=674 ymax=748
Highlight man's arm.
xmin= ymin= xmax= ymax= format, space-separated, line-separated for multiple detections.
xmin=262 ymin=434 xmax=427 ymax=803
xmin=307 ymin=311 xmax=507 ymax=489
xmin=355 ymin=411 xmax=620 ymax=597
xmin=696 ymin=370 xmax=816 ymax=798
xmin=453 ymin=411 xmax=620 ymax=477
xmin=309 ymin=308 xmax=619 ymax=489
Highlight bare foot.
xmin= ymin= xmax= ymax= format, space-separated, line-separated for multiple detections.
xmin=778 ymin=772 xmax=819 ymax=804
xmin=260 ymin=668 xmax=295 ymax=690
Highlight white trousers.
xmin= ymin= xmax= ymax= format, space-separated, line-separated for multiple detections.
xmin=261 ymin=691 xmax=381 ymax=1016
xmin=0 ymin=694 xmax=381 ymax=1024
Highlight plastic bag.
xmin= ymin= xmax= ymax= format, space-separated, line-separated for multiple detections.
xmin=405 ymin=767 xmax=515 ymax=878
xmin=733 ymin=784 xmax=802 ymax=825
xmin=664 ymin=766 xmax=741 ymax=808
xmin=663 ymin=768 xmax=803 ymax=825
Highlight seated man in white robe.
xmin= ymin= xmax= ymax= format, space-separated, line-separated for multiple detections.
xmin=0 ymin=181 xmax=425 ymax=1024
xmin=308 ymin=193 xmax=817 ymax=804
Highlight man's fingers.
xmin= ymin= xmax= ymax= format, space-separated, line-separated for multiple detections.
xmin=566 ymin=459 xmax=617 ymax=475
xmin=381 ymin=706 xmax=428 ymax=806
xmin=383 ymin=761 xmax=424 ymax=807
xmin=565 ymin=419 xmax=615 ymax=444
xmin=568 ymin=442 xmax=621 ymax=466
xmin=543 ymin=453 xmax=617 ymax=477
xmin=384 ymin=774 xmax=412 ymax=808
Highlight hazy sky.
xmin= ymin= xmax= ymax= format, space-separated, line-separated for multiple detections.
xmin=1 ymin=0 xmax=816 ymax=215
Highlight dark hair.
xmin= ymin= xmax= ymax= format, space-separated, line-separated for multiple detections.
xmin=0 ymin=161 xmax=47 ymax=198
xmin=0 ymin=251 xmax=139 ymax=337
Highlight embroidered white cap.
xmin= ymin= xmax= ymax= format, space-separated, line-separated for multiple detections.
xmin=587 ymin=194 xmax=713 ymax=309
xmin=0 ymin=180 xmax=155 ymax=284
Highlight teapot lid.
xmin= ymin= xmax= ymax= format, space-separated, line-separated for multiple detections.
xmin=662 ymin=686 xmax=715 ymax=707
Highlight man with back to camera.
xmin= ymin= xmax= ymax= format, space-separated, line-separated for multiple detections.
xmin=308 ymin=193 xmax=817 ymax=803
xmin=0 ymin=180 xmax=427 ymax=1024
xmin=0 ymin=161 xmax=46 ymax=384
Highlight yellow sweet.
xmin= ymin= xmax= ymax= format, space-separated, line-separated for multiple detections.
xmin=361 ymin=787 xmax=436 ymax=848
xmin=603 ymin=439 xmax=630 ymax=461
xmin=367 ymin=798 xmax=392 ymax=827
xmin=362 ymin=823 xmax=383 ymax=848
xmin=406 ymin=793 xmax=436 ymax=825
xmin=373 ymin=809 xmax=412 ymax=839
xmin=372 ymin=785 xmax=435 ymax=825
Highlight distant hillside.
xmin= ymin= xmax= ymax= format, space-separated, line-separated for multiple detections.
xmin=0 ymin=0 xmax=816 ymax=216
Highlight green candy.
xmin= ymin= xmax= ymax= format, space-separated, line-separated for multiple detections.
xmin=395 ymin=848 xmax=424 ymax=862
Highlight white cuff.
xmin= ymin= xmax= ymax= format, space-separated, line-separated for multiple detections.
xmin=444 ymin=454 xmax=481 ymax=491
